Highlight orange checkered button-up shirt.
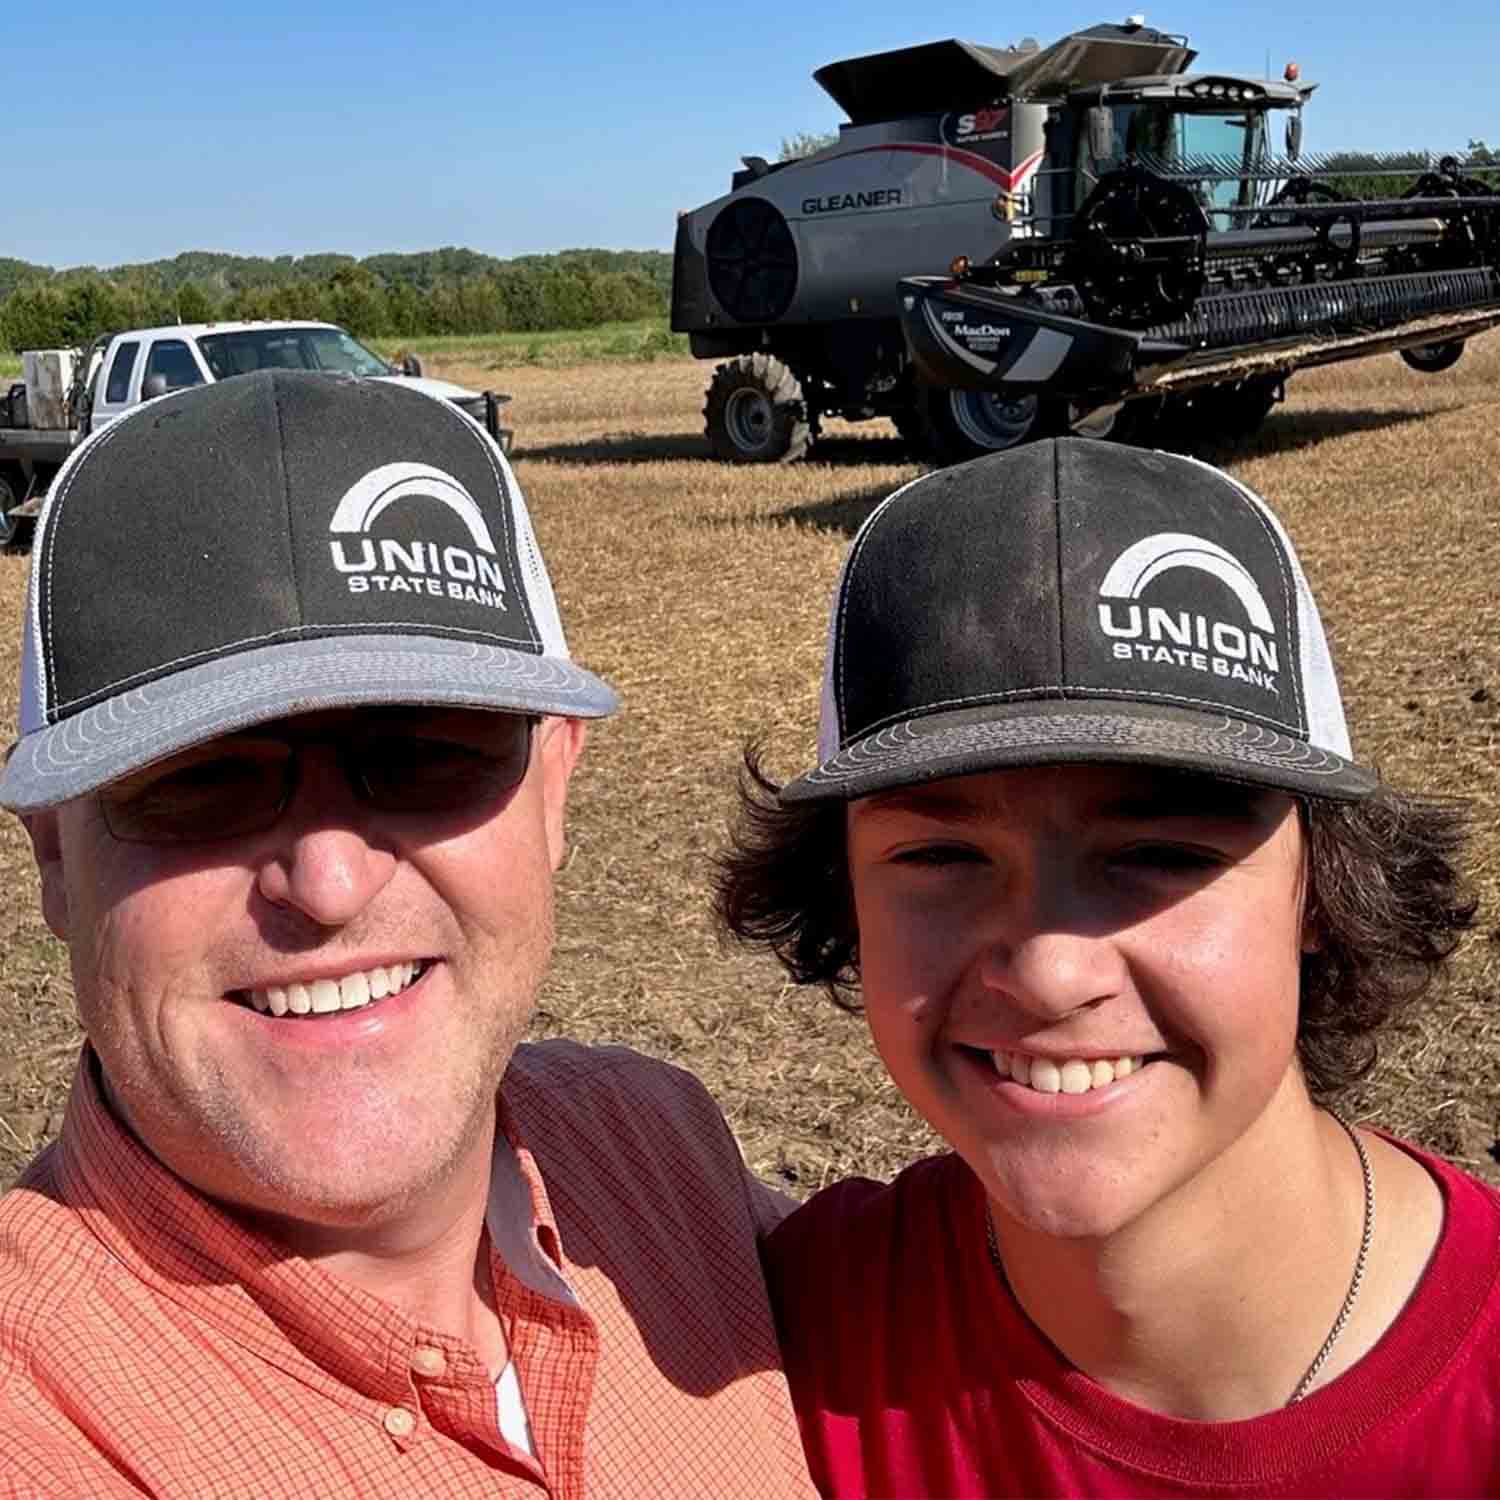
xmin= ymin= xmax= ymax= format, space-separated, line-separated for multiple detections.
xmin=0 ymin=1041 xmax=817 ymax=1499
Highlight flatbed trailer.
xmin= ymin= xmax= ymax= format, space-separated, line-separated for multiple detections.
xmin=0 ymin=424 xmax=80 ymax=543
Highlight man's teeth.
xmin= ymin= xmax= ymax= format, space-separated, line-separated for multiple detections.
xmin=246 ymin=962 xmax=424 ymax=1018
xmin=992 ymin=1050 xmax=1144 ymax=1094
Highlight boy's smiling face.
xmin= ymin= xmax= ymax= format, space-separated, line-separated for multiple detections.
xmin=845 ymin=762 xmax=1313 ymax=1242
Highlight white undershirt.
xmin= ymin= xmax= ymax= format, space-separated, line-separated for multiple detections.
xmin=494 ymin=1359 xmax=535 ymax=1457
xmin=485 ymin=1131 xmax=580 ymax=1459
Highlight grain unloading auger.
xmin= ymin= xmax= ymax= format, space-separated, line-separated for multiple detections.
xmin=900 ymin=150 xmax=1500 ymax=435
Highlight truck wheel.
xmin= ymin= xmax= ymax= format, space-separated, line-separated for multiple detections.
xmin=703 ymin=355 xmax=811 ymax=463
xmin=918 ymin=388 xmax=1043 ymax=465
xmin=1400 ymin=341 xmax=1465 ymax=374
xmin=0 ymin=469 xmax=33 ymax=550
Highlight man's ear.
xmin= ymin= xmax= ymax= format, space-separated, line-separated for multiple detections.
xmin=535 ymin=716 xmax=588 ymax=873
xmin=22 ymin=810 xmax=70 ymax=941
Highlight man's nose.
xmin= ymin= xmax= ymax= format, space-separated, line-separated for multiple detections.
xmin=252 ymin=751 xmax=397 ymax=927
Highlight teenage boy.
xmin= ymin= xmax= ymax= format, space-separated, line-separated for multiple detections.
xmin=0 ymin=372 xmax=815 ymax=1498
xmin=717 ymin=438 xmax=1498 ymax=1496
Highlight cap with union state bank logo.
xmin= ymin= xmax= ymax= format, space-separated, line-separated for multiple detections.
xmin=0 ymin=369 xmax=616 ymax=811
xmin=783 ymin=437 xmax=1377 ymax=803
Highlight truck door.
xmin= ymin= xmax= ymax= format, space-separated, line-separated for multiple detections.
xmin=141 ymin=338 xmax=208 ymax=395
xmin=89 ymin=339 xmax=142 ymax=432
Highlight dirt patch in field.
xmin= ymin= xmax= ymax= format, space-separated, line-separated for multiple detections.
xmin=1 ymin=343 xmax=1496 ymax=1191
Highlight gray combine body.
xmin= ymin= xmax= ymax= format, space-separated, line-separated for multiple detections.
xmin=671 ymin=19 xmax=1500 ymax=463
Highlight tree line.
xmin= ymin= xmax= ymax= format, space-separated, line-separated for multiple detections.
xmin=1317 ymin=140 xmax=1498 ymax=200
xmin=0 ymin=248 xmax=673 ymax=353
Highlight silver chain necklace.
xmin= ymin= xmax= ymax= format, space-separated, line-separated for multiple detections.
xmin=982 ymin=1112 xmax=1375 ymax=1407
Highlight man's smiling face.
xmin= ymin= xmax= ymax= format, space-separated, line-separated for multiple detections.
xmin=845 ymin=762 xmax=1312 ymax=1241
xmin=29 ymin=708 xmax=584 ymax=1232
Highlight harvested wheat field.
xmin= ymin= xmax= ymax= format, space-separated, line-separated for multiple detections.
xmin=0 ymin=341 xmax=1496 ymax=1192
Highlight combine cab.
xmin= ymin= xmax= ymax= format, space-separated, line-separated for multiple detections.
xmin=671 ymin=19 xmax=1500 ymax=463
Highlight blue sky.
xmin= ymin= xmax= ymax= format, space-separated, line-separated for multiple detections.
xmin=8 ymin=1 xmax=1495 ymax=269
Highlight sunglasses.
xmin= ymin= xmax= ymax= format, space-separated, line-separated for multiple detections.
xmin=99 ymin=712 xmax=538 ymax=846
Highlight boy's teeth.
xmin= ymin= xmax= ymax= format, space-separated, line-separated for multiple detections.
xmin=247 ymin=962 xmax=421 ymax=1019
xmin=992 ymin=1050 xmax=1144 ymax=1094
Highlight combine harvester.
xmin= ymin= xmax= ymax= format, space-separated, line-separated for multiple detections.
xmin=672 ymin=17 xmax=1500 ymax=462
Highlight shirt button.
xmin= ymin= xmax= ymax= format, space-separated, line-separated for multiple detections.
xmin=410 ymin=1346 xmax=447 ymax=1379
xmin=383 ymin=1406 xmax=417 ymax=1439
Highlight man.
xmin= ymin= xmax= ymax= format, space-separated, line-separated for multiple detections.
xmin=0 ymin=371 xmax=815 ymax=1498
xmin=716 ymin=439 xmax=1499 ymax=1494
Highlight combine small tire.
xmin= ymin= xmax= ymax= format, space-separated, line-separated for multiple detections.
xmin=1065 ymin=397 xmax=1164 ymax=446
xmin=704 ymin=355 xmax=810 ymax=463
xmin=916 ymin=387 xmax=1044 ymax=465
xmin=1173 ymin=377 xmax=1281 ymax=443
xmin=1400 ymin=340 xmax=1465 ymax=374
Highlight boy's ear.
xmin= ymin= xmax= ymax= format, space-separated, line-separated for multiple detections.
xmin=22 ymin=810 xmax=70 ymax=942
xmin=1295 ymin=814 xmax=1321 ymax=955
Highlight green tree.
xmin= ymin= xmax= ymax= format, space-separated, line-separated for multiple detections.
xmin=778 ymin=129 xmax=839 ymax=161
xmin=1318 ymin=150 xmax=1431 ymax=201
xmin=175 ymin=283 xmax=215 ymax=324
xmin=0 ymin=283 xmax=69 ymax=351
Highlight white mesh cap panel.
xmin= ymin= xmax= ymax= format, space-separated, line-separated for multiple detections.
xmin=1177 ymin=453 xmax=1355 ymax=759
xmin=505 ymin=453 xmax=572 ymax=660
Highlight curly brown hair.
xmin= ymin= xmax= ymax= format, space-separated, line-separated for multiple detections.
xmin=713 ymin=748 xmax=1477 ymax=1098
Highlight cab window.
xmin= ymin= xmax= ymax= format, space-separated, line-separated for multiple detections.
xmin=104 ymin=341 xmax=140 ymax=404
xmin=143 ymin=340 xmax=204 ymax=392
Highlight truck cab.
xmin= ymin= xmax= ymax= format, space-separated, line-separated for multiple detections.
xmin=1 ymin=321 xmax=511 ymax=544
xmin=81 ymin=321 xmax=504 ymax=437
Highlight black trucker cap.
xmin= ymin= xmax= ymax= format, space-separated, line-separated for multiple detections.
xmin=0 ymin=369 xmax=617 ymax=812
xmin=784 ymin=438 xmax=1377 ymax=803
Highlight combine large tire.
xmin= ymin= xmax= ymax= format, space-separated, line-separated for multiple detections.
xmin=704 ymin=355 xmax=811 ymax=463
xmin=915 ymin=387 xmax=1044 ymax=465
xmin=1400 ymin=340 xmax=1465 ymax=374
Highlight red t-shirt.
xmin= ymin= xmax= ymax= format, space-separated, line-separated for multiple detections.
xmin=765 ymin=1143 xmax=1500 ymax=1497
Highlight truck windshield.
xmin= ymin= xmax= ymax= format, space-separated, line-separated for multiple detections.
xmin=196 ymin=327 xmax=392 ymax=381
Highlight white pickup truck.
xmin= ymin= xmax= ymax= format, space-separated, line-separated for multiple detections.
xmin=0 ymin=320 xmax=512 ymax=545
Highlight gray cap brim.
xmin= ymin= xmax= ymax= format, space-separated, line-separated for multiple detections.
xmin=781 ymin=701 xmax=1379 ymax=804
xmin=1 ymin=634 xmax=617 ymax=812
